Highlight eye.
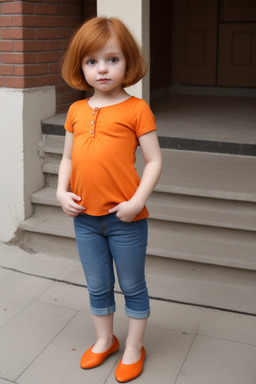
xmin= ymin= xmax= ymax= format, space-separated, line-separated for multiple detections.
xmin=108 ymin=57 xmax=119 ymax=64
xmin=87 ymin=58 xmax=96 ymax=65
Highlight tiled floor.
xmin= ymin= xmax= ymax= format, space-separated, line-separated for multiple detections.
xmin=1 ymin=242 xmax=256 ymax=384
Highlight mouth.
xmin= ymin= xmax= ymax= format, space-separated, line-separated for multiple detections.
xmin=97 ymin=78 xmax=110 ymax=82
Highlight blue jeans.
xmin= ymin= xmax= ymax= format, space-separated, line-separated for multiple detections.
xmin=73 ymin=213 xmax=150 ymax=319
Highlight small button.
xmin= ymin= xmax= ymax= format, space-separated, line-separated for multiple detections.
xmin=91 ymin=120 xmax=94 ymax=125
xmin=94 ymin=107 xmax=98 ymax=111
xmin=90 ymin=130 xmax=94 ymax=134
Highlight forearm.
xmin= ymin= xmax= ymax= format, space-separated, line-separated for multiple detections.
xmin=56 ymin=158 xmax=72 ymax=196
xmin=130 ymin=160 xmax=162 ymax=209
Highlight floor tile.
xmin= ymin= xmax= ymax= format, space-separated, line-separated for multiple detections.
xmin=14 ymin=251 xmax=80 ymax=281
xmin=38 ymin=281 xmax=91 ymax=312
xmin=17 ymin=312 xmax=124 ymax=384
xmin=106 ymin=324 xmax=195 ymax=384
xmin=0 ymin=243 xmax=32 ymax=269
xmin=0 ymin=301 xmax=76 ymax=382
xmin=0 ymin=268 xmax=52 ymax=328
xmin=198 ymin=308 xmax=256 ymax=346
xmin=64 ymin=265 xmax=86 ymax=285
xmin=0 ymin=243 xmax=80 ymax=281
xmin=175 ymin=335 xmax=256 ymax=384
xmin=148 ymin=300 xmax=202 ymax=334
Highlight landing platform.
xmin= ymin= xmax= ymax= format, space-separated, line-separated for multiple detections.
xmin=42 ymin=95 xmax=256 ymax=156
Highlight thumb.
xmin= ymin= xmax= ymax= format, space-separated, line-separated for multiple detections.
xmin=109 ymin=204 xmax=119 ymax=213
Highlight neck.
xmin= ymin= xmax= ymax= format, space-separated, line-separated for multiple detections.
xmin=89 ymin=89 xmax=131 ymax=108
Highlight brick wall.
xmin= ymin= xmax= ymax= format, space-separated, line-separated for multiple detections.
xmin=0 ymin=0 xmax=96 ymax=112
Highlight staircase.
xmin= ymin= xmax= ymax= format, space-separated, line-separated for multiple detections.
xmin=20 ymin=96 xmax=256 ymax=315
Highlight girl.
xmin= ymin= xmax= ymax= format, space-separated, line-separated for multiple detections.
xmin=57 ymin=17 xmax=162 ymax=382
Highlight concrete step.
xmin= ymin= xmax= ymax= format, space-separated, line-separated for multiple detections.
xmin=21 ymin=204 xmax=256 ymax=270
xmin=32 ymin=187 xmax=256 ymax=232
xmin=42 ymin=137 xmax=256 ymax=202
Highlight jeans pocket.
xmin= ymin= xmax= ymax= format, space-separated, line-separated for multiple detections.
xmin=115 ymin=213 xmax=125 ymax=223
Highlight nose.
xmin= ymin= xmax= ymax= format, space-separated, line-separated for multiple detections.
xmin=98 ymin=60 xmax=108 ymax=74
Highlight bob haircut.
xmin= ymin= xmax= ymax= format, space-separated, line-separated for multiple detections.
xmin=62 ymin=17 xmax=147 ymax=90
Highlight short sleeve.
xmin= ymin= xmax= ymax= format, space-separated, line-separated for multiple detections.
xmin=65 ymin=104 xmax=74 ymax=133
xmin=134 ymin=99 xmax=157 ymax=138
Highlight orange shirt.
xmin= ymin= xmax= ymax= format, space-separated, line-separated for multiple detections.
xmin=65 ymin=96 xmax=157 ymax=220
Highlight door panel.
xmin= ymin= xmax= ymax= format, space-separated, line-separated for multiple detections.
xmin=220 ymin=0 xmax=256 ymax=22
xmin=218 ymin=23 xmax=256 ymax=87
xmin=172 ymin=0 xmax=218 ymax=85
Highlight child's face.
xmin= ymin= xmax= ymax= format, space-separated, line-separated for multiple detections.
xmin=82 ymin=35 xmax=126 ymax=95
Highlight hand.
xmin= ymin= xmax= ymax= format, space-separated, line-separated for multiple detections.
xmin=109 ymin=200 xmax=143 ymax=222
xmin=56 ymin=191 xmax=85 ymax=217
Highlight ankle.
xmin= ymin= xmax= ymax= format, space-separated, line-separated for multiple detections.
xmin=122 ymin=344 xmax=142 ymax=365
xmin=92 ymin=336 xmax=114 ymax=353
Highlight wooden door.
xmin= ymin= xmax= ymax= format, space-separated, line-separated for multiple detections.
xmin=218 ymin=0 xmax=256 ymax=87
xmin=220 ymin=0 xmax=256 ymax=22
xmin=172 ymin=0 xmax=218 ymax=85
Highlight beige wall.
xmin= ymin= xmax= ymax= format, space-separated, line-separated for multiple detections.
xmin=0 ymin=87 xmax=55 ymax=242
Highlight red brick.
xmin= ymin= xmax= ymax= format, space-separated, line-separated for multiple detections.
xmin=0 ymin=77 xmax=4 ymax=87
xmin=55 ymin=82 xmax=71 ymax=94
xmin=36 ymin=51 xmax=63 ymax=63
xmin=3 ymin=28 xmax=21 ymax=39
xmin=0 ymin=65 xmax=15 ymax=76
xmin=2 ymin=2 xmax=22 ymax=14
xmin=0 ymin=41 xmax=13 ymax=52
xmin=56 ymin=27 xmax=75 ymax=39
xmin=35 ymin=3 xmax=57 ymax=15
xmin=3 ymin=52 xmax=37 ymax=64
xmin=2 ymin=27 xmax=35 ymax=40
xmin=24 ymin=76 xmax=39 ymax=88
xmin=14 ymin=40 xmax=48 ymax=52
xmin=5 ymin=76 xmax=25 ymax=88
xmin=22 ymin=3 xmax=35 ymax=14
xmin=3 ymin=2 xmax=34 ymax=16
xmin=19 ymin=15 xmax=67 ymax=27
xmin=25 ymin=0 xmax=61 ymax=3
xmin=37 ymin=73 xmax=61 ymax=86
xmin=49 ymin=62 xmax=61 ymax=73
xmin=60 ymin=90 xmax=82 ymax=104
xmin=56 ymin=5 xmax=72 ymax=16
xmin=36 ymin=29 xmax=58 ymax=39
xmin=15 ymin=63 xmax=48 ymax=76
xmin=12 ymin=15 xmax=23 ymax=26
xmin=0 ymin=16 xmax=14 ymax=26
xmin=47 ymin=40 xmax=66 ymax=51
xmin=3 ymin=53 xmax=24 ymax=64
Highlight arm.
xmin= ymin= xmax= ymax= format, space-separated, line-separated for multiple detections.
xmin=56 ymin=131 xmax=85 ymax=217
xmin=109 ymin=130 xmax=162 ymax=221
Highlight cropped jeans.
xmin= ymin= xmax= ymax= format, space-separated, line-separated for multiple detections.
xmin=73 ymin=212 xmax=150 ymax=319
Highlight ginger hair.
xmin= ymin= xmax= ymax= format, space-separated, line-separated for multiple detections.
xmin=62 ymin=17 xmax=147 ymax=90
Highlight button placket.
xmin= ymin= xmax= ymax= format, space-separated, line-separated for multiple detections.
xmin=89 ymin=107 xmax=99 ymax=138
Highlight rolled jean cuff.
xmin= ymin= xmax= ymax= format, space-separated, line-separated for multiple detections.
xmin=90 ymin=303 xmax=116 ymax=316
xmin=125 ymin=306 xmax=151 ymax=319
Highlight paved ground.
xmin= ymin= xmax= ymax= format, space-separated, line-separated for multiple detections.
xmin=1 ymin=242 xmax=256 ymax=384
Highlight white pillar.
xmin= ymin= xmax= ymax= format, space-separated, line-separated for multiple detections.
xmin=0 ymin=86 xmax=55 ymax=242
xmin=97 ymin=0 xmax=150 ymax=104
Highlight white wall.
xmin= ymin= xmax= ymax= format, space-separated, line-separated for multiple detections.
xmin=97 ymin=0 xmax=150 ymax=103
xmin=0 ymin=87 xmax=55 ymax=242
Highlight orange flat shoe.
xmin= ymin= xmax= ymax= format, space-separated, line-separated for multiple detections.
xmin=115 ymin=347 xmax=146 ymax=383
xmin=80 ymin=335 xmax=119 ymax=369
